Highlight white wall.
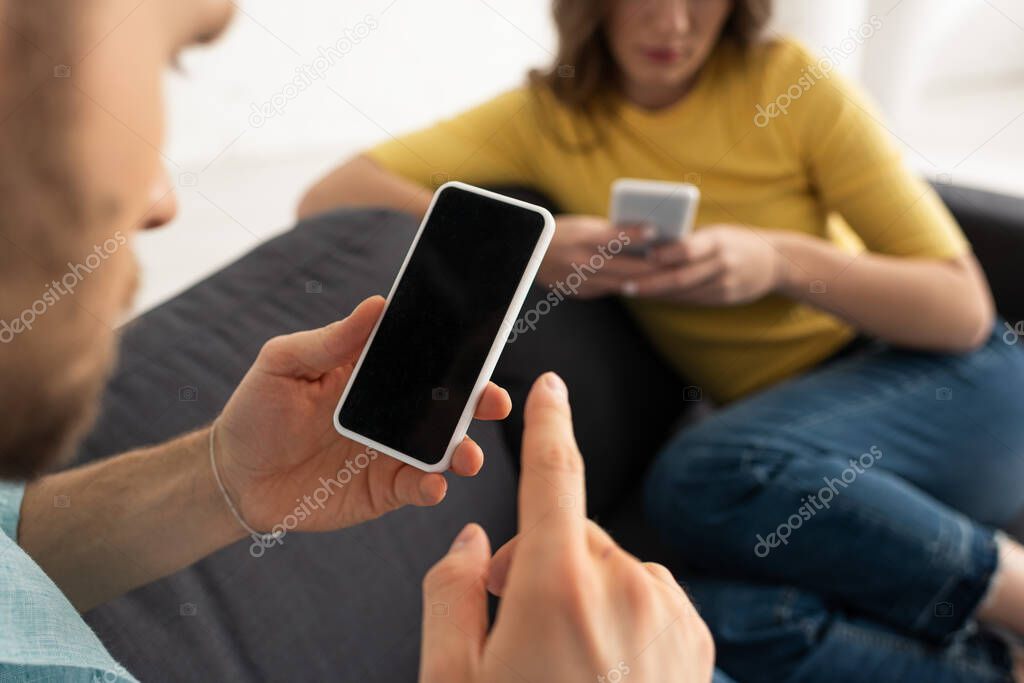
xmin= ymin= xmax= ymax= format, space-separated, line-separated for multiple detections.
xmin=773 ymin=0 xmax=1024 ymax=194
xmin=132 ymin=0 xmax=1023 ymax=316
xmin=165 ymin=0 xmax=554 ymax=164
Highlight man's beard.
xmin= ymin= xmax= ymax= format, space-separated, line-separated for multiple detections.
xmin=0 ymin=258 xmax=138 ymax=481
xmin=0 ymin=365 xmax=109 ymax=480
xmin=0 ymin=236 xmax=139 ymax=482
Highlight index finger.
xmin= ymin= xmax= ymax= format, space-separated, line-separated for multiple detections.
xmin=613 ymin=222 xmax=658 ymax=248
xmin=650 ymin=231 xmax=717 ymax=267
xmin=518 ymin=372 xmax=587 ymax=538
xmin=575 ymin=221 xmax=654 ymax=252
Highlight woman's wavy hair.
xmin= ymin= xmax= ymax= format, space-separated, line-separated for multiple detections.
xmin=530 ymin=0 xmax=773 ymax=114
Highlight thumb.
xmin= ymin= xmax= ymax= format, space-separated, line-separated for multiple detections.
xmin=616 ymin=221 xmax=658 ymax=246
xmin=420 ymin=524 xmax=491 ymax=683
xmin=486 ymin=535 xmax=519 ymax=597
xmin=255 ymin=295 xmax=385 ymax=379
xmin=680 ymin=229 xmax=718 ymax=262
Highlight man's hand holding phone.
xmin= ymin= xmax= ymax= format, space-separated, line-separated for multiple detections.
xmin=213 ymin=296 xmax=512 ymax=535
xmin=420 ymin=373 xmax=715 ymax=683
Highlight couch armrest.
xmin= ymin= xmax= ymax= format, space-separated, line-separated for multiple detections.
xmin=933 ymin=183 xmax=1024 ymax=325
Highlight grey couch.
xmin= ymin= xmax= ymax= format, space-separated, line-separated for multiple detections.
xmin=78 ymin=184 xmax=1024 ymax=682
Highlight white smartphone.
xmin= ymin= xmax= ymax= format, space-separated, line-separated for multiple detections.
xmin=334 ymin=182 xmax=555 ymax=472
xmin=610 ymin=178 xmax=700 ymax=248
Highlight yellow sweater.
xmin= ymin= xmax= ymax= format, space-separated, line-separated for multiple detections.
xmin=367 ymin=38 xmax=969 ymax=403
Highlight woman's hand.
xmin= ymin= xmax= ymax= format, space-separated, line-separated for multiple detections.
xmin=215 ymin=296 xmax=513 ymax=535
xmin=630 ymin=224 xmax=784 ymax=305
xmin=537 ymin=214 xmax=659 ymax=298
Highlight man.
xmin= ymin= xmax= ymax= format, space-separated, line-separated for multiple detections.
xmin=0 ymin=1 xmax=714 ymax=681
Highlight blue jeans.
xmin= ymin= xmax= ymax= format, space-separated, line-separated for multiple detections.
xmin=646 ymin=323 xmax=1024 ymax=682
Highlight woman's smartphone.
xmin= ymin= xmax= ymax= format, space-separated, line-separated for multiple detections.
xmin=334 ymin=182 xmax=555 ymax=472
xmin=610 ymin=178 xmax=700 ymax=252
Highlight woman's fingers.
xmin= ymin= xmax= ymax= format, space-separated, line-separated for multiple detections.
xmin=660 ymin=272 xmax=731 ymax=306
xmin=628 ymin=257 xmax=724 ymax=298
xmin=576 ymin=222 xmax=654 ymax=251
xmin=615 ymin=222 xmax=658 ymax=244
xmin=650 ymin=230 xmax=718 ymax=267
xmin=589 ymin=253 xmax=662 ymax=279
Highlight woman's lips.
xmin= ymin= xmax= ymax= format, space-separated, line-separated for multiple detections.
xmin=641 ymin=47 xmax=685 ymax=64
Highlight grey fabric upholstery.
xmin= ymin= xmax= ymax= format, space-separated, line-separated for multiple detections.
xmin=932 ymin=182 xmax=1024 ymax=325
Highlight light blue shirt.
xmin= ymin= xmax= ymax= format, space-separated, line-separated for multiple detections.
xmin=0 ymin=481 xmax=137 ymax=682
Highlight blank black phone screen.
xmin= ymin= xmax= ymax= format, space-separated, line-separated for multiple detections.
xmin=337 ymin=186 xmax=545 ymax=466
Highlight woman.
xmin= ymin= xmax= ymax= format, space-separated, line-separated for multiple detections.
xmin=300 ymin=1 xmax=1024 ymax=680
